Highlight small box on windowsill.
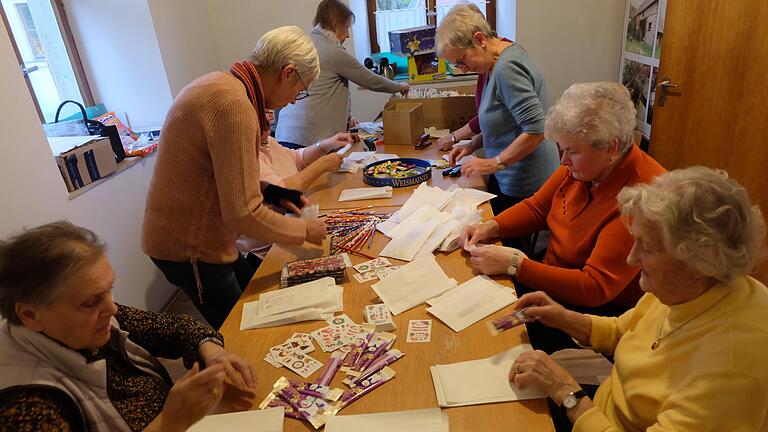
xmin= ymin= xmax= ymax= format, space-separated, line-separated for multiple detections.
xmin=50 ymin=136 xmax=118 ymax=192
xmin=408 ymin=51 xmax=448 ymax=82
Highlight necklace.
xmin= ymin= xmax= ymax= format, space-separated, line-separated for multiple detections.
xmin=651 ymin=300 xmax=720 ymax=350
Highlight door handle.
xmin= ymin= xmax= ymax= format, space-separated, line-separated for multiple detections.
xmin=657 ymin=77 xmax=680 ymax=107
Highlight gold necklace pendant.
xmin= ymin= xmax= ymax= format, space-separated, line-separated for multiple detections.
xmin=651 ymin=340 xmax=659 ymax=350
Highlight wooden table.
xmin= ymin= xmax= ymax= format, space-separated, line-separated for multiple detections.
xmin=218 ymin=142 xmax=554 ymax=431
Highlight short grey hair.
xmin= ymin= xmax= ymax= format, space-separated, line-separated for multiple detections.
xmin=618 ymin=166 xmax=766 ymax=282
xmin=249 ymin=26 xmax=320 ymax=81
xmin=545 ymin=82 xmax=637 ymax=153
xmin=0 ymin=221 xmax=106 ymax=326
xmin=436 ymin=3 xmax=497 ymax=56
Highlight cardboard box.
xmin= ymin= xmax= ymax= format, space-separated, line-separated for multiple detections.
xmin=388 ymin=25 xmax=436 ymax=56
xmin=408 ymin=52 xmax=447 ymax=82
xmin=383 ymin=101 xmax=424 ymax=145
xmin=55 ymin=137 xmax=119 ymax=192
xmin=386 ymin=85 xmax=476 ymax=132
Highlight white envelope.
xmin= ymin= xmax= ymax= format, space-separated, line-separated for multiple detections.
xmin=338 ymin=186 xmax=393 ymax=202
xmin=426 ymin=275 xmax=517 ymax=332
xmin=371 ymin=255 xmax=457 ymax=315
xmin=188 ymin=407 xmax=284 ymax=431
xmin=325 ymin=408 xmax=448 ymax=432
xmin=430 ymin=344 xmax=547 ymax=407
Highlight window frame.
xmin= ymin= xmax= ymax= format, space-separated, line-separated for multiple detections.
xmin=366 ymin=0 xmax=497 ymax=54
xmin=0 ymin=0 xmax=94 ymax=123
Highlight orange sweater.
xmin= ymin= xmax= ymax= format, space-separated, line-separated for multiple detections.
xmin=142 ymin=72 xmax=307 ymax=264
xmin=493 ymin=145 xmax=665 ymax=307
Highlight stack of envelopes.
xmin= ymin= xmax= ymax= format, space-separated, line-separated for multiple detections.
xmin=240 ymin=277 xmax=343 ymax=330
xmin=371 ymin=254 xmax=457 ymax=315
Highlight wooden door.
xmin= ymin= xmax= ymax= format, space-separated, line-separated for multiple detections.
xmin=649 ymin=0 xmax=768 ymax=282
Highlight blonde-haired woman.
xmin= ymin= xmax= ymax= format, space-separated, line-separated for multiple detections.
xmin=462 ymin=82 xmax=666 ymax=352
xmin=508 ymin=166 xmax=768 ymax=431
xmin=143 ymin=26 xmax=327 ymax=329
xmin=438 ymin=4 xmax=559 ymax=220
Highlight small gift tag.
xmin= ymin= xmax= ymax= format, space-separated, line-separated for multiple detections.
xmin=406 ymin=319 xmax=432 ymax=343
xmin=353 ymin=258 xmax=392 ymax=273
xmin=279 ymin=351 xmax=324 ymax=378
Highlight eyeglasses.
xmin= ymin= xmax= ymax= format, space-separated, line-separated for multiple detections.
xmin=448 ymin=53 xmax=468 ymax=70
xmin=295 ymin=70 xmax=310 ymax=100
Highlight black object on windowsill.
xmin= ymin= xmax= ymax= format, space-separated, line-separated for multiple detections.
xmin=54 ymin=100 xmax=126 ymax=162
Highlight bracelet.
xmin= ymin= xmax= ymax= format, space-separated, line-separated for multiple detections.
xmin=315 ymin=141 xmax=321 ymax=149
xmin=495 ymin=155 xmax=507 ymax=170
xmin=199 ymin=336 xmax=224 ymax=348
xmin=450 ymin=132 xmax=457 ymax=144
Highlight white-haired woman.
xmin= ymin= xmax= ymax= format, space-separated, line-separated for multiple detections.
xmin=438 ymin=4 xmax=559 ymax=221
xmin=143 ymin=26 xmax=327 ymax=329
xmin=507 ymin=167 xmax=768 ymax=431
xmin=0 ymin=222 xmax=258 ymax=431
xmin=276 ymin=0 xmax=408 ymax=149
xmin=462 ymin=82 xmax=666 ymax=352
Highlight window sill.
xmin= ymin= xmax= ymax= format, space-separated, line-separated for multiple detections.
xmin=67 ymin=152 xmax=155 ymax=200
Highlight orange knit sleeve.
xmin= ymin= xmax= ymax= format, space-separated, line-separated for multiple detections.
xmin=493 ymin=167 xmax=566 ymax=238
xmin=207 ymin=99 xmax=307 ymax=244
xmin=515 ymin=215 xmax=639 ymax=307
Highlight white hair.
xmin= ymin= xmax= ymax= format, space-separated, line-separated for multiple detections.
xmin=545 ymin=82 xmax=637 ymax=153
xmin=249 ymin=26 xmax=320 ymax=81
xmin=436 ymin=3 xmax=496 ymax=56
xmin=618 ymin=166 xmax=766 ymax=282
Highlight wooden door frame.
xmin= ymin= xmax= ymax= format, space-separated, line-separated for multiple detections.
xmin=0 ymin=3 xmax=45 ymax=121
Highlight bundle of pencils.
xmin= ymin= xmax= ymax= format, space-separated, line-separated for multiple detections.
xmin=323 ymin=208 xmax=389 ymax=259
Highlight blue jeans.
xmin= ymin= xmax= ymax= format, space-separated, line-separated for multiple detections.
xmin=278 ymin=141 xmax=305 ymax=150
xmin=151 ymin=255 xmax=255 ymax=329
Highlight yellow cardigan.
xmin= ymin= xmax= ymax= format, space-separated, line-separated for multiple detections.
xmin=575 ymin=276 xmax=768 ymax=431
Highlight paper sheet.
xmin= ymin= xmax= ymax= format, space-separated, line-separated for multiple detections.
xmin=371 ymin=254 xmax=457 ymax=315
xmin=325 ymin=408 xmax=448 ymax=431
xmin=426 ymin=275 xmax=517 ymax=332
xmin=258 ymin=277 xmax=338 ymax=316
xmin=187 ymin=406 xmax=284 ymax=431
xmin=395 ymin=183 xmax=455 ymax=222
xmin=338 ymin=186 xmax=393 ymax=202
xmin=430 ymin=344 xmax=547 ymax=407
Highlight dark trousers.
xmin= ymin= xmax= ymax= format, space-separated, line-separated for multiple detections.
xmin=279 ymin=141 xmax=304 ymax=150
xmin=487 ymin=174 xmax=530 ymax=252
xmin=151 ymin=255 xmax=255 ymax=329
xmin=514 ymin=281 xmax=630 ymax=354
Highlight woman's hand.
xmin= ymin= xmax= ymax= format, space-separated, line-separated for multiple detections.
xmin=399 ymin=82 xmax=410 ymax=95
xmin=160 ymin=362 xmax=225 ymax=432
xmin=460 ymin=220 xmax=500 ymax=248
xmin=436 ymin=134 xmax=454 ymax=151
xmin=469 ymin=245 xmax=527 ymax=275
xmin=509 ymin=350 xmax=581 ymax=404
xmin=305 ymin=218 xmax=327 ymax=245
xmin=449 ymin=145 xmax=474 ymax=167
xmin=320 ymin=132 xmax=356 ymax=152
xmin=199 ymin=342 xmax=258 ymax=389
xmin=347 ymin=116 xmax=359 ymax=130
xmin=214 ymin=382 xmax=256 ymax=413
xmin=513 ymin=291 xmax=593 ymax=343
xmin=461 ymin=157 xmax=501 ymax=178
xmin=316 ymin=153 xmax=344 ymax=172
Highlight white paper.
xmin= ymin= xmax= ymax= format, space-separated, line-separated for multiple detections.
xmin=371 ymin=254 xmax=457 ymax=315
xmin=426 ymin=275 xmax=517 ymax=332
xmin=335 ymin=143 xmax=352 ymax=155
xmin=373 ymin=153 xmax=400 ymax=161
xmin=379 ymin=218 xmax=440 ymax=262
xmin=395 ymin=183 xmax=455 ymax=222
xmin=47 ymin=135 xmax=99 ymax=155
xmin=415 ymin=218 xmax=459 ymax=257
xmin=325 ymin=408 xmax=447 ymax=432
xmin=187 ymin=407 xmax=284 ymax=431
xmin=339 ymin=186 xmax=393 ymax=202
xmin=258 ymin=277 xmax=338 ymax=317
xmin=430 ymin=344 xmax=547 ymax=407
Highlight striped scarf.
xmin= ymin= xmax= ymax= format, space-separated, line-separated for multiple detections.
xmin=229 ymin=61 xmax=270 ymax=143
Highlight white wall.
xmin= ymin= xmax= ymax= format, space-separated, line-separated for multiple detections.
xmin=62 ymin=0 xmax=173 ymax=129
xmin=516 ymin=0 xmax=625 ymax=107
xmin=0 ymin=21 xmax=175 ymax=311
xmin=147 ymin=0 xmax=220 ymax=97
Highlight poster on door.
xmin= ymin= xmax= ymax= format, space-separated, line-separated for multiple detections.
xmin=620 ymin=0 xmax=666 ymax=138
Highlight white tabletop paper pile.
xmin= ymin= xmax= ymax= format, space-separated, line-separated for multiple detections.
xmin=240 ymin=277 xmax=343 ymax=330
xmin=430 ymin=344 xmax=547 ymax=407
xmin=338 ymin=186 xmax=392 ymax=202
xmin=371 ymin=254 xmax=457 ymax=315
xmin=188 ymin=406 xmax=284 ymax=431
xmin=377 ymin=184 xmax=495 ymax=260
xmin=324 ymin=408 xmax=448 ymax=432
xmin=426 ymin=275 xmax=517 ymax=332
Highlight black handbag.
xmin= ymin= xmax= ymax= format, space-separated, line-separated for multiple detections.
xmin=54 ymin=100 xmax=126 ymax=162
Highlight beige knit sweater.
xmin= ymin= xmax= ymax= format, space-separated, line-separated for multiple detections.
xmin=142 ymin=72 xmax=307 ymax=264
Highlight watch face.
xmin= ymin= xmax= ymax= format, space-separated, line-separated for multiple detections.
xmin=563 ymin=394 xmax=577 ymax=409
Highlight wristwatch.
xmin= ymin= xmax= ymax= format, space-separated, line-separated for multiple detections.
xmin=495 ymin=155 xmax=507 ymax=170
xmin=506 ymin=252 xmax=521 ymax=276
xmin=450 ymin=132 xmax=458 ymax=144
xmin=561 ymin=389 xmax=587 ymax=410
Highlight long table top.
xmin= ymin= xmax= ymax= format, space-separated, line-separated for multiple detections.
xmin=218 ymin=142 xmax=554 ymax=431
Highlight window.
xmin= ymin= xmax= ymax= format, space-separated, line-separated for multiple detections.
xmin=366 ymin=0 xmax=496 ymax=53
xmin=0 ymin=0 xmax=93 ymax=123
